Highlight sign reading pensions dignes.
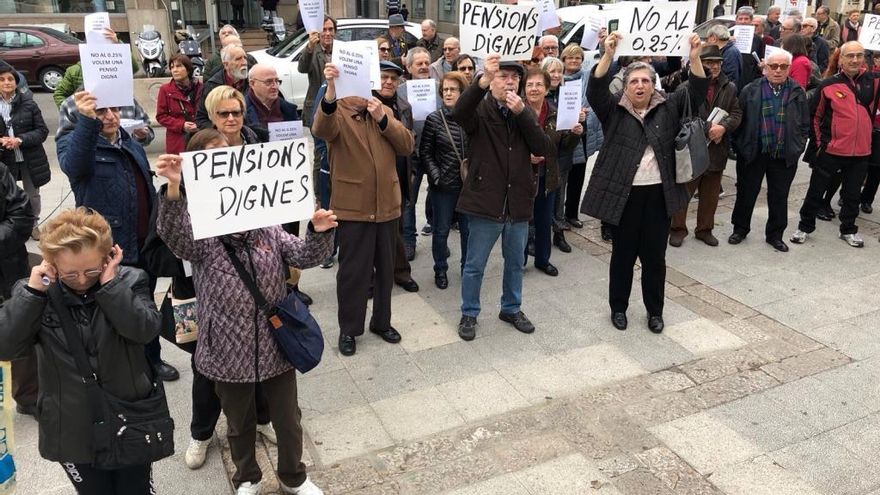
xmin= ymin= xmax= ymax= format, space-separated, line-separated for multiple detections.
xmin=609 ymin=1 xmax=697 ymax=57
xmin=459 ymin=0 xmax=539 ymax=62
xmin=180 ymin=139 xmax=315 ymax=240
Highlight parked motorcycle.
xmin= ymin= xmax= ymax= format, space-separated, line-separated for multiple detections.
xmin=261 ymin=16 xmax=286 ymax=48
xmin=174 ymin=21 xmax=205 ymax=80
xmin=136 ymin=26 xmax=167 ymax=78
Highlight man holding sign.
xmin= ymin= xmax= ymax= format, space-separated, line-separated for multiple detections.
xmin=312 ymin=61 xmax=414 ymax=357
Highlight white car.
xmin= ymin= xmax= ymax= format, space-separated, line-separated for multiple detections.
xmin=250 ymin=19 xmax=422 ymax=106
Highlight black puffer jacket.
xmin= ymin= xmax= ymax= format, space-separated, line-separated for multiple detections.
xmin=0 ymin=161 xmax=33 ymax=298
xmin=421 ymin=106 xmax=468 ymax=192
xmin=0 ymin=267 xmax=162 ymax=463
xmin=0 ymin=91 xmax=50 ymax=187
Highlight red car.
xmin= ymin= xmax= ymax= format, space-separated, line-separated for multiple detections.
xmin=0 ymin=26 xmax=81 ymax=91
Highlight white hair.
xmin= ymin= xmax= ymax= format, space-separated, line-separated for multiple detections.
xmin=221 ymin=44 xmax=244 ymax=63
xmin=540 ymin=56 xmax=563 ymax=73
xmin=219 ymin=24 xmax=239 ymax=36
xmin=539 ymin=35 xmax=559 ymax=47
xmin=421 ymin=19 xmax=436 ymax=29
xmin=766 ymin=48 xmax=793 ymax=64
xmin=708 ymin=25 xmax=731 ymax=40
xmin=405 ymin=46 xmax=430 ymax=67
xmin=767 ymin=5 xmax=781 ymax=14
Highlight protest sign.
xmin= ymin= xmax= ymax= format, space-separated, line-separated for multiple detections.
xmin=407 ymin=79 xmax=438 ymax=121
xmin=331 ymin=40 xmax=376 ymax=99
xmin=534 ymin=0 xmax=560 ymax=34
xmin=268 ymin=120 xmax=305 ymax=141
xmin=608 ymin=1 xmax=697 ymax=57
xmin=776 ymin=0 xmax=807 ymax=18
xmin=732 ymin=24 xmax=754 ymax=53
xmin=860 ymin=14 xmax=880 ymax=51
xmin=84 ymin=12 xmax=112 ymax=44
xmin=763 ymin=44 xmax=782 ymax=60
xmin=556 ymin=80 xmax=582 ymax=131
xmin=581 ymin=14 xmax=604 ymax=50
xmin=180 ymin=139 xmax=315 ymax=240
xmin=346 ymin=40 xmax=381 ymax=90
xmin=300 ymin=0 xmax=325 ymax=33
xmin=79 ymin=43 xmax=134 ymax=109
xmin=459 ymin=0 xmax=540 ymax=62
xmin=119 ymin=118 xmax=146 ymax=133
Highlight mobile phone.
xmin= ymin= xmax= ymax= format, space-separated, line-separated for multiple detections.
xmin=607 ymin=19 xmax=619 ymax=33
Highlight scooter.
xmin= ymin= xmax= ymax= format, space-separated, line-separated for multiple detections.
xmin=261 ymin=16 xmax=286 ymax=48
xmin=174 ymin=21 xmax=205 ymax=79
xmin=136 ymin=26 xmax=167 ymax=78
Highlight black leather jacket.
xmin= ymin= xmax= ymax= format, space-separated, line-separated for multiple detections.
xmin=421 ymin=106 xmax=468 ymax=192
xmin=0 ymin=162 xmax=33 ymax=298
xmin=0 ymin=267 xmax=161 ymax=463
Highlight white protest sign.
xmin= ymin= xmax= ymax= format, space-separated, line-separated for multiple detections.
xmin=268 ymin=121 xmax=305 ymax=141
xmin=534 ymin=0 xmax=560 ymax=34
xmin=119 ymin=118 xmax=146 ymax=132
xmin=84 ymin=12 xmax=112 ymax=44
xmin=407 ymin=79 xmax=437 ymax=121
xmin=556 ymin=80 xmax=582 ymax=131
xmin=776 ymin=0 xmax=807 ymax=19
xmin=346 ymin=40 xmax=381 ymax=90
xmin=180 ymin=139 xmax=315 ymax=240
xmin=763 ymin=44 xmax=782 ymax=60
xmin=859 ymin=14 xmax=880 ymax=51
xmin=611 ymin=2 xmax=697 ymax=57
xmin=331 ymin=40 xmax=376 ymax=99
xmin=459 ymin=0 xmax=539 ymax=62
xmin=732 ymin=24 xmax=754 ymax=53
xmin=79 ymin=44 xmax=134 ymax=109
xmin=581 ymin=14 xmax=604 ymax=50
xmin=300 ymin=0 xmax=325 ymax=33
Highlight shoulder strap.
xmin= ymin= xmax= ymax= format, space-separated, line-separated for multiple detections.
xmin=221 ymin=240 xmax=273 ymax=314
xmin=439 ymin=111 xmax=464 ymax=165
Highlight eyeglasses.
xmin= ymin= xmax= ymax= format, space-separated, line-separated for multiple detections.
xmin=96 ymin=107 xmax=120 ymax=116
xmin=443 ymin=47 xmax=459 ymax=51
xmin=379 ymin=47 xmax=390 ymax=52
xmin=57 ymin=268 xmax=104 ymax=281
xmin=217 ymin=110 xmax=243 ymax=119
xmin=767 ymin=63 xmax=790 ymax=71
xmin=458 ymin=65 xmax=474 ymax=72
xmin=842 ymin=52 xmax=866 ymax=59
xmin=780 ymin=26 xmax=793 ymax=32
xmin=254 ymin=78 xmax=281 ymax=86
xmin=542 ymin=46 xmax=559 ymax=52
xmin=441 ymin=87 xmax=460 ymax=93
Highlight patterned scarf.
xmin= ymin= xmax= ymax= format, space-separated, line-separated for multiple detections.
xmin=760 ymin=78 xmax=791 ymax=158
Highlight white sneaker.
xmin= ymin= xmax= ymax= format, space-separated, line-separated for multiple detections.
xmin=185 ymin=437 xmax=210 ymax=469
xmin=256 ymin=423 xmax=277 ymax=445
xmin=236 ymin=481 xmax=262 ymax=495
xmin=281 ymin=477 xmax=324 ymax=495
xmin=790 ymin=230 xmax=808 ymax=244
xmin=840 ymin=233 xmax=865 ymax=247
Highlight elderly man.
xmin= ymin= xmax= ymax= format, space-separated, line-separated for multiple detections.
xmin=670 ymin=45 xmax=741 ymax=248
xmin=452 ymin=54 xmax=552 ymax=340
xmin=417 ymin=19 xmax=443 ymax=61
xmin=388 ymin=14 xmax=409 ymax=67
xmin=792 ymin=41 xmax=878 ymax=248
xmin=430 ymin=37 xmax=460 ymax=80
xmin=754 ymin=16 xmax=775 ymax=47
xmin=539 ymin=35 xmax=560 ymax=58
xmin=778 ymin=17 xmax=801 ymax=42
xmin=313 ymin=60 xmax=414 ymax=357
xmin=202 ymin=34 xmax=257 ymax=80
xmin=245 ymin=63 xmax=299 ymax=133
xmin=815 ymin=6 xmax=841 ymax=50
xmin=298 ymin=15 xmax=336 ymax=126
xmin=801 ymin=17 xmax=830 ymax=72
xmin=735 ymin=7 xmax=766 ymax=89
xmin=764 ymin=6 xmax=782 ymax=39
xmin=707 ymin=25 xmax=742 ymax=89
xmin=196 ymin=44 xmax=249 ymax=128
xmin=730 ymin=49 xmax=808 ymax=252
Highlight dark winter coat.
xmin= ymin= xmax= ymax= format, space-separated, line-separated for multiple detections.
xmin=0 ymin=92 xmax=50 ymax=187
xmin=581 ymin=66 xmax=708 ymax=225
xmin=196 ymin=68 xmax=250 ymax=129
xmin=682 ymin=72 xmax=742 ymax=171
xmin=0 ymin=267 xmax=161 ymax=463
xmin=734 ymin=77 xmax=809 ymax=168
xmin=244 ymin=91 xmax=300 ymax=136
xmin=421 ymin=106 xmax=468 ymax=192
xmin=451 ymin=77 xmax=553 ymax=223
xmin=0 ymin=162 xmax=32 ymax=298
xmin=156 ymin=78 xmax=203 ymax=154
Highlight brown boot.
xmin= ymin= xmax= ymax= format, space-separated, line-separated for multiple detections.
xmin=668 ymin=231 xmax=686 ymax=247
xmin=695 ymin=231 xmax=719 ymax=246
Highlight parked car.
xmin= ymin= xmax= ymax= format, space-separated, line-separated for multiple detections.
xmin=0 ymin=26 xmax=82 ymax=91
xmin=249 ymin=18 xmax=421 ymax=106
xmin=694 ymin=15 xmax=737 ymax=39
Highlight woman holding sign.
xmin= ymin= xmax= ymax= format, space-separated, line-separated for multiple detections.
xmin=582 ymin=32 xmax=706 ymax=334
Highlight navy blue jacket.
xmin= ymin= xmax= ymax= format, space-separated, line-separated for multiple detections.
xmin=56 ymin=117 xmax=157 ymax=264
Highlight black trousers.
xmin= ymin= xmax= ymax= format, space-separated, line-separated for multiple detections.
xmin=190 ymin=354 xmax=270 ymax=441
xmin=799 ymin=154 xmax=869 ymax=235
xmin=61 ymin=462 xmax=153 ymax=495
xmin=609 ymin=184 xmax=669 ymax=316
xmin=565 ymin=161 xmax=587 ymax=220
xmin=861 ymin=166 xmax=880 ymax=205
xmin=731 ymin=154 xmax=798 ymax=242
xmin=337 ymin=220 xmax=396 ymax=336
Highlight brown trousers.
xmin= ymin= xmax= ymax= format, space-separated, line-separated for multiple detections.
xmin=670 ymin=170 xmax=723 ymax=235
xmin=214 ymin=369 xmax=307 ymax=489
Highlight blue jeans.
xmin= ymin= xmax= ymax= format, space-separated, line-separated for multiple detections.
xmin=529 ymin=175 xmax=555 ymax=268
xmin=431 ymin=188 xmax=469 ymax=273
xmin=461 ymin=216 xmax=528 ymax=317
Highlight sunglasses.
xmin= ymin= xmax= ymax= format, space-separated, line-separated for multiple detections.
xmin=459 ymin=65 xmax=474 ymax=71
xmin=767 ymin=63 xmax=790 ymax=71
xmin=217 ymin=110 xmax=243 ymax=119
xmin=379 ymin=47 xmax=390 ymax=53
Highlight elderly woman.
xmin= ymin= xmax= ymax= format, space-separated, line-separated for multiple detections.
xmin=157 ymin=54 xmax=202 ymax=154
xmin=583 ymin=32 xmax=706 ymax=333
xmin=205 ymin=85 xmax=261 ymax=145
xmin=156 ymin=130 xmax=334 ymax=495
xmin=452 ymin=54 xmax=477 ymax=84
xmin=539 ymin=56 xmax=575 ymax=253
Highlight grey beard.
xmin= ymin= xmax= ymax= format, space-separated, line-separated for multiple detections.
xmin=232 ymin=68 xmax=248 ymax=81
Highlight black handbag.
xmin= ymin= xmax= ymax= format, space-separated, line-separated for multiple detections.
xmin=674 ymin=94 xmax=710 ymax=184
xmin=48 ymin=284 xmax=175 ymax=469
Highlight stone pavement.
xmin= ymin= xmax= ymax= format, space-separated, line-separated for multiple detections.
xmin=12 ymin=92 xmax=880 ymax=495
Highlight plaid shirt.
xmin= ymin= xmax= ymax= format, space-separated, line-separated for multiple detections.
xmin=55 ymin=93 xmax=155 ymax=146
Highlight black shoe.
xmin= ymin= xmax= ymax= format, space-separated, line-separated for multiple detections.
xmin=405 ymin=243 xmax=416 ymax=261
xmin=553 ymin=232 xmax=572 ymax=253
xmin=339 ymin=335 xmax=356 ymax=356
xmin=16 ymin=403 xmax=36 ymax=417
xmin=767 ymin=239 xmax=789 ymax=252
xmin=566 ymin=218 xmax=584 ymax=229
xmin=536 ymin=263 xmax=558 ymax=276
xmin=728 ymin=232 xmax=746 ymax=245
xmin=611 ymin=312 xmax=627 ymax=330
xmin=498 ymin=311 xmax=535 ymax=334
xmin=458 ymin=316 xmax=477 ymax=341
xmin=435 ymin=271 xmax=448 ymax=289
xmin=816 ymin=207 xmax=836 ymax=221
xmin=294 ymin=287 xmax=313 ymax=306
xmin=397 ymin=278 xmax=419 ymax=292
xmin=319 ymin=256 xmax=335 ymax=269
xmin=648 ymin=315 xmax=664 ymax=334
xmin=838 ymin=197 xmax=844 ymax=207
xmin=451 ymin=221 xmax=459 ymax=232
xmin=527 ymin=239 xmax=536 ymax=257
xmin=369 ymin=325 xmax=402 ymax=343
xmin=862 ymin=203 xmax=873 ymax=214
xmin=600 ymin=226 xmax=613 ymax=242
xmin=153 ymin=361 xmax=180 ymax=382
xmin=421 ymin=224 xmax=433 ymax=235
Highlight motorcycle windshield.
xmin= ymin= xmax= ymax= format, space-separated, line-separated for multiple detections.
xmin=140 ymin=31 xmax=160 ymax=41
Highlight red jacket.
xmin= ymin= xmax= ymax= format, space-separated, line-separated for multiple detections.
xmin=813 ymin=67 xmax=878 ymax=158
xmin=156 ymin=79 xmax=202 ymax=154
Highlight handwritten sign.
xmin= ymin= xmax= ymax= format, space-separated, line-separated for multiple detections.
xmin=610 ymin=1 xmax=697 ymax=57
xmin=84 ymin=12 xmax=112 ymax=44
xmin=347 ymin=40 xmax=381 ymax=90
xmin=268 ymin=120 xmax=305 ymax=141
xmin=459 ymin=0 xmax=539 ymax=62
xmin=79 ymin=44 xmax=134 ymax=109
xmin=776 ymin=0 xmax=807 ymax=19
xmin=331 ymin=40 xmax=376 ymax=99
xmin=407 ymin=79 xmax=438 ymax=121
xmin=534 ymin=0 xmax=560 ymax=34
xmin=180 ymin=139 xmax=315 ymax=240
xmin=556 ymin=80 xmax=582 ymax=130
xmin=732 ymin=24 xmax=754 ymax=53
xmin=860 ymin=14 xmax=880 ymax=51
xmin=763 ymin=44 xmax=782 ymax=60
xmin=300 ymin=0 xmax=325 ymax=33
xmin=581 ymin=15 xmax=604 ymax=50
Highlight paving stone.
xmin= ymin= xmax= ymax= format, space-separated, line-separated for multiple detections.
xmin=469 ymin=330 xmax=551 ymax=369
xmin=347 ymin=353 xmax=432 ymax=403
xmin=452 ymin=411 xmax=549 ymax=454
xmin=678 ymin=348 xmax=768 ymax=384
xmin=718 ymin=318 xmax=771 ymax=344
xmin=680 ymin=284 xmax=759 ymax=319
xmin=636 ymin=446 xmax=724 ymax=495
xmin=711 ymin=392 xmax=818 ymax=452
xmin=495 ymin=355 xmax=585 ymax=403
xmin=393 ymin=451 xmax=502 ymax=495
xmin=770 ymin=433 xmax=880 ymax=495
xmin=303 ymin=405 xmax=395 ymax=465
xmin=756 ymin=284 xmax=880 ymax=335
xmin=343 ymin=482 xmax=401 ymax=495
xmin=599 ymin=327 xmax=696 ymax=372
xmin=665 ymin=268 xmax=700 ymax=288
xmin=761 ymin=376 xmax=872 ymax=435
xmin=663 ymin=318 xmax=747 ymax=356
xmin=798 ymin=319 xmax=880 ymax=361
xmin=669 ymin=294 xmax=732 ymax=322
xmin=595 ymin=453 xmax=642 ymax=478
xmin=376 ymin=435 xmax=470 ymax=474
xmin=813 ymin=361 xmax=880 ymax=412
xmin=308 ymin=458 xmax=385 ymax=494
xmin=298 ymin=368 xmax=367 ymax=415
xmin=749 ymin=338 xmax=802 ymax=363
xmin=823 ymin=412 xmax=880 ymax=466
xmin=410 ymin=341 xmax=495 ymax=386
xmin=492 ymin=432 xmax=574 ymax=473
xmin=611 ymin=469 xmax=677 ymax=494
xmin=743 ymin=315 xmax=823 ymax=351
xmin=760 ymin=347 xmax=852 ymax=383
xmin=444 ymin=473 xmax=529 ymax=495
xmin=624 ymin=392 xmax=702 ymax=427
xmin=707 ymin=455 xmax=824 ymax=495
xmin=435 ymin=370 xmax=531 ymax=422
xmin=512 ymin=453 xmax=623 ymax=494
xmin=556 ymin=343 xmax=647 ymax=389
xmin=371 ymin=387 xmax=465 ymax=442
xmin=682 ymin=370 xmax=779 ymax=410
xmin=644 ymin=370 xmax=696 ymax=393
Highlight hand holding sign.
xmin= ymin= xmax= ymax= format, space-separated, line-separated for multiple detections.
xmin=604 ymin=32 xmax=622 ymax=57
xmin=312 ymin=209 xmax=338 ymax=232
xmin=74 ymin=91 xmax=99 ymax=119
xmin=479 ymin=54 xmax=501 ymax=89
xmin=308 ymin=31 xmax=320 ymax=50
xmin=367 ymin=97 xmax=386 ymax=122
xmin=323 ymin=62 xmax=339 ymax=101
xmin=686 ymin=33 xmax=705 ymax=78
xmin=156 ymin=153 xmax=184 ymax=200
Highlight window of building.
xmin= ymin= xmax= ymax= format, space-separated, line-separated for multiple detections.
xmin=0 ymin=0 xmax=126 ymax=15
